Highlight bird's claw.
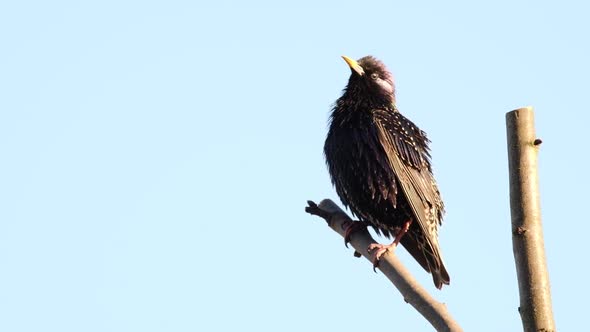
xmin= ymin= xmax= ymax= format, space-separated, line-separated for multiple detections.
xmin=368 ymin=243 xmax=396 ymax=272
xmin=373 ymin=261 xmax=379 ymax=272
xmin=343 ymin=221 xmax=365 ymax=248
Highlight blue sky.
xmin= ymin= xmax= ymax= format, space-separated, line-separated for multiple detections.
xmin=1 ymin=1 xmax=588 ymax=331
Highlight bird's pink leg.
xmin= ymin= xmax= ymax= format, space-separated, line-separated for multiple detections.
xmin=368 ymin=220 xmax=412 ymax=271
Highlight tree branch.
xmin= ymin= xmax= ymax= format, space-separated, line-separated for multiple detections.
xmin=506 ymin=107 xmax=556 ymax=332
xmin=305 ymin=199 xmax=462 ymax=332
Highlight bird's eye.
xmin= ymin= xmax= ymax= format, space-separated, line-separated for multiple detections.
xmin=370 ymin=73 xmax=379 ymax=80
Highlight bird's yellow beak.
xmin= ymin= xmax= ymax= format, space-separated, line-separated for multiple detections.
xmin=342 ymin=55 xmax=365 ymax=76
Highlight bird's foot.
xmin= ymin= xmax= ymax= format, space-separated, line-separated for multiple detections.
xmin=343 ymin=221 xmax=366 ymax=248
xmin=368 ymin=242 xmax=397 ymax=272
xmin=368 ymin=220 xmax=412 ymax=272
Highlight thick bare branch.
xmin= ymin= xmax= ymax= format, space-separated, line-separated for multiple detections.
xmin=306 ymin=199 xmax=462 ymax=332
xmin=506 ymin=107 xmax=555 ymax=332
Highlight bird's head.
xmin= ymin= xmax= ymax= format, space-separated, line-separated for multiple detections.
xmin=341 ymin=55 xmax=396 ymax=106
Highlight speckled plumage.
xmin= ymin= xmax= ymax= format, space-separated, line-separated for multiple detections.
xmin=324 ymin=56 xmax=450 ymax=288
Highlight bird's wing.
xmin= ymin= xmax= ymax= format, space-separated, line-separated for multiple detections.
xmin=373 ymin=110 xmax=445 ymax=240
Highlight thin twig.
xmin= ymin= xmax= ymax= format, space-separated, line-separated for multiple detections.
xmin=306 ymin=199 xmax=462 ymax=332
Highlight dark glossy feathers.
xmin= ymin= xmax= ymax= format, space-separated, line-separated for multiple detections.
xmin=324 ymin=56 xmax=449 ymax=288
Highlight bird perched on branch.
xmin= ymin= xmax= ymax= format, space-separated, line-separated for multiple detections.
xmin=324 ymin=55 xmax=450 ymax=288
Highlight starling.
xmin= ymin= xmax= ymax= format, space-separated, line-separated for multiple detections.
xmin=324 ymin=55 xmax=450 ymax=288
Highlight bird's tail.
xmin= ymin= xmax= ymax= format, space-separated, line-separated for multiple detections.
xmin=430 ymin=257 xmax=450 ymax=290
xmin=401 ymin=234 xmax=450 ymax=289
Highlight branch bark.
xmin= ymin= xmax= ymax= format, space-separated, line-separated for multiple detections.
xmin=506 ymin=107 xmax=555 ymax=332
xmin=306 ymin=199 xmax=462 ymax=332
